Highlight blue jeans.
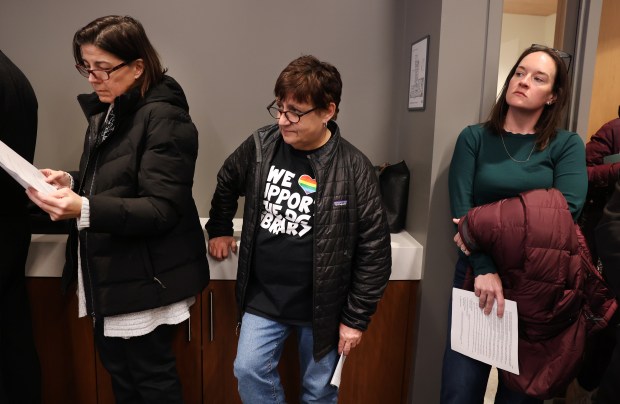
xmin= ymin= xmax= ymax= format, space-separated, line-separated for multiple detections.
xmin=234 ymin=312 xmax=339 ymax=404
xmin=440 ymin=258 xmax=542 ymax=404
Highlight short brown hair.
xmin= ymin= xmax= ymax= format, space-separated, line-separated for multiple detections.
xmin=73 ymin=15 xmax=166 ymax=97
xmin=274 ymin=55 xmax=342 ymax=120
xmin=485 ymin=45 xmax=571 ymax=149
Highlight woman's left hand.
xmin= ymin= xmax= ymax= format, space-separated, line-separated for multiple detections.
xmin=26 ymin=187 xmax=83 ymax=221
xmin=474 ymin=273 xmax=505 ymax=317
xmin=40 ymin=168 xmax=72 ymax=189
xmin=338 ymin=323 xmax=363 ymax=356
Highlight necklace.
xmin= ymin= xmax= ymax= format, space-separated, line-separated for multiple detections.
xmin=500 ymin=133 xmax=536 ymax=163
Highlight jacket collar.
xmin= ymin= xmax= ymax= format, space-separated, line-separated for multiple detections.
xmin=77 ymin=84 xmax=142 ymax=123
xmin=76 ymin=75 xmax=188 ymax=121
xmin=260 ymin=120 xmax=342 ymax=168
xmin=310 ymin=120 xmax=341 ymax=167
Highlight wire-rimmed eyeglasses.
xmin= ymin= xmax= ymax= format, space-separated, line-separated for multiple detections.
xmin=530 ymin=44 xmax=572 ymax=72
xmin=75 ymin=60 xmax=134 ymax=81
xmin=267 ymin=100 xmax=319 ymax=124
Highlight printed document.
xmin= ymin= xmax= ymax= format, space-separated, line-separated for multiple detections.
xmin=0 ymin=139 xmax=56 ymax=195
xmin=451 ymin=288 xmax=520 ymax=375
xmin=330 ymin=353 xmax=346 ymax=388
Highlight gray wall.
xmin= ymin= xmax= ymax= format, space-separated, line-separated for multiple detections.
xmin=0 ymin=0 xmax=401 ymax=215
xmin=394 ymin=0 xmax=439 ymax=247
xmin=402 ymin=1 xmax=495 ymax=401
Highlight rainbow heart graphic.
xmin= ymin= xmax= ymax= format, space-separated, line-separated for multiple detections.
xmin=298 ymin=174 xmax=317 ymax=194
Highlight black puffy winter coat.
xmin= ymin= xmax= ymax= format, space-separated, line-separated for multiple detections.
xmin=62 ymin=76 xmax=210 ymax=319
xmin=206 ymin=121 xmax=391 ymax=359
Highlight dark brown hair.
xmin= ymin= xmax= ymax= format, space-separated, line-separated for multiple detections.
xmin=73 ymin=15 xmax=166 ymax=97
xmin=274 ymin=55 xmax=342 ymax=120
xmin=485 ymin=46 xmax=571 ymax=149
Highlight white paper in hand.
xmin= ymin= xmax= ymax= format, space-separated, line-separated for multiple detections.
xmin=329 ymin=353 xmax=346 ymax=388
xmin=0 ymin=139 xmax=56 ymax=195
xmin=450 ymin=288 xmax=520 ymax=375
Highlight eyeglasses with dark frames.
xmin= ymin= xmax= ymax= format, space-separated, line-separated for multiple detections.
xmin=530 ymin=44 xmax=572 ymax=72
xmin=267 ymin=100 xmax=319 ymax=124
xmin=75 ymin=60 xmax=135 ymax=81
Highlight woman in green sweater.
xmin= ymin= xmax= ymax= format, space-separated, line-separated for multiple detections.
xmin=441 ymin=45 xmax=587 ymax=403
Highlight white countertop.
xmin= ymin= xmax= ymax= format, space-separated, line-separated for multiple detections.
xmin=26 ymin=218 xmax=423 ymax=280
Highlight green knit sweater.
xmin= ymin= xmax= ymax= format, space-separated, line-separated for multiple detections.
xmin=449 ymin=124 xmax=587 ymax=276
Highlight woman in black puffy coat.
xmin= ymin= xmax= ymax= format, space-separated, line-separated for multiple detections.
xmin=26 ymin=15 xmax=209 ymax=403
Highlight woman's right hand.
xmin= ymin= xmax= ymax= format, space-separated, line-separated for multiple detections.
xmin=474 ymin=273 xmax=505 ymax=318
xmin=453 ymin=218 xmax=470 ymax=255
xmin=41 ymin=168 xmax=72 ymax=189
xmin=208 ymin=236 xmax=237 ymax=261
xmin=26 ymin=186 xmax=83 ymax=221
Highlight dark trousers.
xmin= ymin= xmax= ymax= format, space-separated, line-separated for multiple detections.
xmin=94 ymin=321 xmax=183 ymax=404
xmin=576 ymin=320 xmax=617 ymax=390
xmin=0 ymin=222 xmax=41 ymax=404
xmin=596 ymin=324 xmax=620 ymax=403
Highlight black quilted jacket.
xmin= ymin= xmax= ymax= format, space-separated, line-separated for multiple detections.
xmin=206 ymin=121 xmax=391 ymax=359
xmin=62 ymin=76 xmax=210 ymax=319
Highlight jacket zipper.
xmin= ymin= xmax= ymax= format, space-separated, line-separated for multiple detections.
xmin=307 ymin=154 xmax=320 ymax=343
xmin=237 ymin=131 xmax=265 ymax=333
xmin=79 ymin=111 xmax=110 ymax=327
xmin=77 ymin=122 xmax=97 ymax=326
xmin=342 ymin=155 xmax=351 ymax=258
xmin=84 ymin=152 xmax=100 ymax=326
xmin=306 ymin=134 xmax=347 ymax=357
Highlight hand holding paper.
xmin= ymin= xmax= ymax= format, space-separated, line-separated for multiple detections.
xmin=40 ymin=168 xmax=73 ymax=189
xmin=329 ymin=353 xmax=346 ymax=388
xmin=451 ymin=288 xmax=519 ymax=375
xmin=338 ymin=323 xmax=362 ymax=356
xmin=0 ymin=139 xmax=56 ymax=195
xmin=26 ymin=186 xmax=83 ymax=221
xmin=0 ymin=139 xmax=83 ymax=220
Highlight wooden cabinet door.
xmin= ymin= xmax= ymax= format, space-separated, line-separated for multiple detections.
xmin=175 ymin=294 xmax=203 ymax=403
xmin=95 ymin=296 xmax=204 ymax=404
xmin=202 ymin=280 xmax=242 ymax=404
xmin=27 ymin=278 xmax=98 ymax=404
xmin=338 ymin=281 xmax=418 ymax=404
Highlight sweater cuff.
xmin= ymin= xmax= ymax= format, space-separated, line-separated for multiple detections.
xmin=469 ymin=252 xmax=497 ymax=277
xmin=77 ymin=197 xmax=90 ymax=230
xmin=458 ymin=216 xmax=479 ymax=252
xmin=65 ymin=172 xmax=75 ymax=191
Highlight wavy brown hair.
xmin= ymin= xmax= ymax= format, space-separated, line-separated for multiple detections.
xmin=485 ymin=45 xmax=571 ymax=149
xmin=274 ymin=55 xmax=342 ymax=120
xmin=73 ymin=15 xmax=166 ymax=97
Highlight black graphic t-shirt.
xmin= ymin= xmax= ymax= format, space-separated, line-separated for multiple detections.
xmin=245 ymin=141 xmax=318 ymax=325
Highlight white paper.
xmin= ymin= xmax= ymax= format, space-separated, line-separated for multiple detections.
xmin=451 ymin=288 xmax=520 ymax=375
xmin=0 ymin=139 xmax=56 ymax=195
xmin=329 ymin=353 xmax=346 ymax=388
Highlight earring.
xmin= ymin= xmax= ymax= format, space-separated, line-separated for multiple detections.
xmin=323 ymin=122 xmax=327 ymax=128
xmin=546 ymin=101 xmax=552 ymax=105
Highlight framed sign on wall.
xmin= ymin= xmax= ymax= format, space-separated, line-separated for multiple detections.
xmin=408 ymin=35 xmax=429 ymax=111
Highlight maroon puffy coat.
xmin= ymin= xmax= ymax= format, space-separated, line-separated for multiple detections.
xmin=586 ymin=117 xmax=620 ymax=187
xmin=458 ymin=188 xmax=617 ymax=399
xmin=580 ymin=117 xmax=620 ymax=263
